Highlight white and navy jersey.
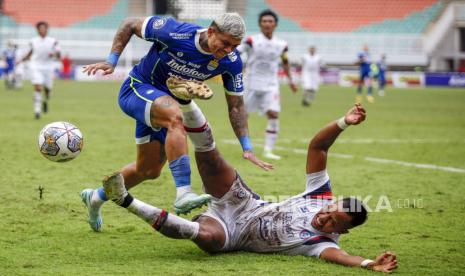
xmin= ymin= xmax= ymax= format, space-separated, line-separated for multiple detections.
xmin=29 ymin=36 xmax=60 ymax=70
xmin=238 ymin=33 xmax=288 ymax=91
xmin=236 ymin=170 xmax=340 ymax=256
xmin=131 ymin=16 xmax=244 ymax=96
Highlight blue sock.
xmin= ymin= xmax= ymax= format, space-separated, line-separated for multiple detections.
xmin=97 ymin=187 xmax=108 ymax=201
xmin=367 ymin=86 xmax=373 ymax=95
xmin=357 ymin=85 xmax=362 ymax=93
xmin=169 ymin=155 xmax=191 ymax=189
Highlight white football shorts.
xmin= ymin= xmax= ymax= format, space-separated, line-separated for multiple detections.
xmin=31 ymin=68 xmax=54 ymax=89
xmin=244 ymin=86 xmax=280 ymax=115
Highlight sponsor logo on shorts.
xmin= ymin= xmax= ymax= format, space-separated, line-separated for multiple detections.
xmin=283 ymin=212 xmax=294 ymax=238
xmin=152 ymin=18 xmax=167 ymax=29
xmin=299 ymin=230 xmax=314 ymax=239
xmin=236 ymin=188 xmax=246 ymax=198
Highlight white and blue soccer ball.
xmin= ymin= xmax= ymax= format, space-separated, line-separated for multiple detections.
xmin=38 ymin=121 xmax=84 ymax=162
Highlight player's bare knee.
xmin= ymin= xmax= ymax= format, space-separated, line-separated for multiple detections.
xmin=150 ymin=97 xmax=183 ymax=129
xmin=193 ymin=217 xmax=225 ymax=252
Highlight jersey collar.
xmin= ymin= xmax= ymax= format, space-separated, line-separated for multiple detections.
xmin=195 ymin=29 xmax=212 ymax=55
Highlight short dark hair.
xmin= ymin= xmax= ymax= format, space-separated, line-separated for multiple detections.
xmin=341 ymin=197 xmax=367 ymax=227
xmin=36 ymin=21 xmax=48 ymax=29
xmin=258 ymin=9 xmax=278 ymax=25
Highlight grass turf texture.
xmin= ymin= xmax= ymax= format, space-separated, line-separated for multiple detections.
xmin=0 ymin=80 xmax=464 ymax=275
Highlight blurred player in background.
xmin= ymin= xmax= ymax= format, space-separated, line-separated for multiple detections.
xmin=238 ymin=9 xmax=297 ymax=160
xmin=81 ymin=13 xmax=272 ymax=232
xmin=18 ymin=21 xmax=61 ymax=119
xmin=376 ymin=54 xmax=387 ymax=96
xmin=2 ymin=41 xmax=17 ymax=90
xmin=61 ymin=53 xmax=72 ymax=80
xmin=356 ymin=45 xmax=374 ymax=103
xmin=301 ymin=46 xmax=324 ymax=107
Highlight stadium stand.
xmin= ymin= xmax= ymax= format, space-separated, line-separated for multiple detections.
xmin=1 ymin=0 xmax=127 ymax=28
xmin=264 ymin=0 xmax=442 ymax=33
xmin=0 ymin=0 xmax=454 ymax=67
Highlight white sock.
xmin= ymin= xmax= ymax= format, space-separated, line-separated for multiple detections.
xmin=33 ymin=92 xmax=41 ymax=114
xmin=181 ymin=101 xmax=216 ymax=152
xmin=176 ymin=185 xmax=192 ymax=198
xmin=264 ymin=118 xmax=279 ymax=151
xmin=127 ymin=197 xmax=199 ymax=239
xmin=90 ymin=189 xmax=106 ymax=209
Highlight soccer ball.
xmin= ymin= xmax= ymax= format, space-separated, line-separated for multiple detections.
xmin=38 ymin=121 xmax=84 ymax=162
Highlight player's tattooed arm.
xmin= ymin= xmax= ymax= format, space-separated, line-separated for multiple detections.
xmin=83 ymin=18 xmax=144 ymax=75
xmin=226 ymin=94 xmax=274 ymax=171
xmin=225 ymin=94 xmax=249 ymax=138
xmin=110 ymin=18 xmax=145 ymax=54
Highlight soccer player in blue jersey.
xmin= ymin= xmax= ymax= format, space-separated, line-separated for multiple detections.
xmin=356 ymin=45 xmax=374 ymax=103
xmin=376 ymin=54 xmax=387 ymax=97
xmin=2 ymin=41 xmax=17 ymax=89
xmin=80 ymin=13 xmax=272 ymax=232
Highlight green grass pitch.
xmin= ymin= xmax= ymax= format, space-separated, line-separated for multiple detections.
xmin=0 ymin=80 xmax=464 ymax=275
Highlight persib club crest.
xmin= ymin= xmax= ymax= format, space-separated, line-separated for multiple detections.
xmin=152 ymin=18 xmax=167 ymax=29
xmin=207 ymin=59 xmax=219 ymax=71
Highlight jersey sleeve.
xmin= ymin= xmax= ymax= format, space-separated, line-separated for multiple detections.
xmin=53 ymin=39 xmax=61 ymax=52
xmin=303 ymin=170 xmax=332 ymax=200
xmin=236 ymin=36 xmax=252 ymax=54
xmin=283 ymin=236 xmax=340 ymax=257
xmin=303 ymin=236 xmax=340 ymax=257
xmin=221 ymin=51 xmax=244 ymax=96
xmin=141 ymin=16 xmax=179 ymax=42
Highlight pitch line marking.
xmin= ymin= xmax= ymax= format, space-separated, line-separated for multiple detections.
xmin=251 ymin=138 xmax=465 ymax=145
xmin=220 ymin=139 xmax=465 ymax=174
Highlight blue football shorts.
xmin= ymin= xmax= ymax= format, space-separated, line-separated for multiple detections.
xmin=118 ymin=76 xmax=168 ymax=145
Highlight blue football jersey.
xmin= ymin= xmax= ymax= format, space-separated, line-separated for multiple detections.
xmin=130 ymin=16 xmax=244 ymax=96
xmin=358 ymin=51 xmax=371 ymax=72
xmin=377 ymin=60 xmax=386 ymax=74
xmin=3 ymin=48 xmax=16 ymax=67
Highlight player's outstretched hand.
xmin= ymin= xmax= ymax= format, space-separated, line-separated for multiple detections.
xmin=344 ymin=103 xmax=366 ymax=125
xmin=243 ymin=151 xmax=274 ymax=171
xmin=82 ymin=62 xmax=115 ymax=76
xmin=369 ymin=252 xmax=398 ymax=273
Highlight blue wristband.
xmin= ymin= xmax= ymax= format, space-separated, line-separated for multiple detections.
xmin=106 ymin=52 xmax=120 ymax=67
xmin=239 ymin=136 xmax=253 ymax=151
